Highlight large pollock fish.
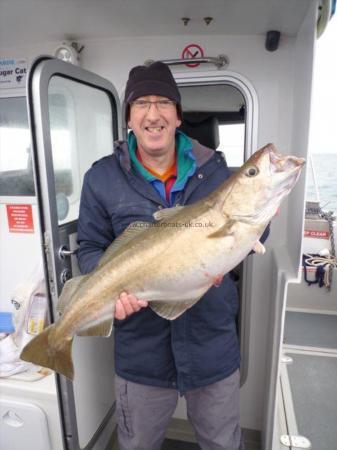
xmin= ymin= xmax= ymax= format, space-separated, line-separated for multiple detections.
xmin=20 ymin=144 xmax=305 ymax=380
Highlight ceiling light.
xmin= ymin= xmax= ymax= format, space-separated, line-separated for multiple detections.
xmin=54 ymin=41 xmax=82 ymax=65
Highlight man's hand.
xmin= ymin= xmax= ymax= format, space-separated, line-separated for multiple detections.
xmin=114 ymin=292 xmax=148 ymax=320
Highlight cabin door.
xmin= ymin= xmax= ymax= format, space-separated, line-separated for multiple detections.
xmin=27 ymin=56 xmax=120 ymax=450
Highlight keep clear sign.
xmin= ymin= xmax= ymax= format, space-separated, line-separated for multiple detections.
xmin=0 ymin=58 xmax=27 ymax=88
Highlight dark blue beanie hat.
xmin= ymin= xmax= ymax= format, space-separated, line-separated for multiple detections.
xmin=125 ymin=62 xmax=182 ymax=121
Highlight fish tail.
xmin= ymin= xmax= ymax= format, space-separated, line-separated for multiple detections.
xmin=20 ymin=324 xmax=74 ymax=380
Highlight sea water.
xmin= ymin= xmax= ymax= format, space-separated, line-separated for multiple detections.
xmin=306 ymin=153 xmax=337 ymax=213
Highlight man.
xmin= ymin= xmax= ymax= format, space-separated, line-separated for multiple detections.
xmin=77 ymin=62 xmax=268 ymax=450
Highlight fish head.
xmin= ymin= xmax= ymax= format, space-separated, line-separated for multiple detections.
xmin=222 ymin=143 xmax=305 ymax=224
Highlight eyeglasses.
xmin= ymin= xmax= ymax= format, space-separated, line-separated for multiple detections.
xmin=131 ymin=99 xmax=176 ymax=112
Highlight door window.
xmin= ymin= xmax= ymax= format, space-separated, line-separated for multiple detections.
xmin=178 ymin=84 xmax=246 ymax=168
xmin=218 ymin=123 xmax=245 ymax=167
xmin=48 ymin=76 xmax=114 ymax=223
xmin=0 ymin=96 xmax=34 ymax=196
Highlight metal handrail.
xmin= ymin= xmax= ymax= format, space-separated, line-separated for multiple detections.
xmin=144 ymin=55 xmax=229 ymax=69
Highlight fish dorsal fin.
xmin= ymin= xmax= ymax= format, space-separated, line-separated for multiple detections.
xmin=207 ymin=219 xmax=236 ymax=238
xmin=76 ymin=318 xmax=114 ymax=337
xmin=57 ymin=274 xmax=88 ymax=314
xmin=153 ymin=206 xmax=185 ymax=222
xmin=98 ymin=220 xmax=152 ymax=267
xmin=150 ymin=297 xmax=201 ymax=320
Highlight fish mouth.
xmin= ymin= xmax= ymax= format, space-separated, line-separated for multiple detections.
xmin=268 ymin=146 xmax=305 ymax=195
xmin=232 ymin=146 xmax=305 ymax=224
xmin=269 ymin=148 xmax=305 ymax=173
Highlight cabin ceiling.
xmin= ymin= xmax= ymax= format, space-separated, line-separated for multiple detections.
xmin=0 ymin=0 xmax=312 ymax=48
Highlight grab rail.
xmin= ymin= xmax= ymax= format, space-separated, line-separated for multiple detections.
xmin=145 ymin=55 xmax=229 ymax=69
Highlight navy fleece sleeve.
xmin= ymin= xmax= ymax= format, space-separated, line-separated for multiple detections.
xmin=77 ymin=171 xmax=115 ymax=274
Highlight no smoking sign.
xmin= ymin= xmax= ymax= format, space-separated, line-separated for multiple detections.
xmin=181 ymin=44 xmax=204 ymax=68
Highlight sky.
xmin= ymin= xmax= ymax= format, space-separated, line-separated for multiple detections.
xmin=309 ymin=14 xmax=337 ymax=154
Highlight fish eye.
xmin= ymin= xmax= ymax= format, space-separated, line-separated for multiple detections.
xmin=245 ymin=166 xmax=259 ymax=177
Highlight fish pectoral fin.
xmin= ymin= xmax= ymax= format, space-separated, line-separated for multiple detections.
xmin=252 ymin=240 xmax=266 ymax=254
xmin=76 ymin=318 xmax=114 ymax=337
xmin=98 ymin=221 xmax=152 ymax=267
xmin=150 ymin=298 xmax=201 ymax=320
xmin=153 ymin=206 xmax=185 ymax=221
xmin=57 ymin=275 xmax=88 ymax=315
xmin=207 ymin=219 xmax=236 ymax=239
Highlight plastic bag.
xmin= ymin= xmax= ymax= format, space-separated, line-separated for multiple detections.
xmin=0 ymin=264 xmax=49 ymax=378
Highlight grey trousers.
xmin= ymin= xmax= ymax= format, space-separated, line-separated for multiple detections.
xmin=115 ymin=369 xmax=244 ymax=450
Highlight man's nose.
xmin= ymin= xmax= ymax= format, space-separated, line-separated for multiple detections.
xmin=146 ymin=102 xmax=161 ymax=119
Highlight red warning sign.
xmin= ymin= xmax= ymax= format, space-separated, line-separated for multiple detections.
xmin=6 ymin=204 xmax=34 ymax=233
xmin=181 ymin=44 xmax=204 ymax=67
xmin=304 ymin=230 xmax=329 ymax=239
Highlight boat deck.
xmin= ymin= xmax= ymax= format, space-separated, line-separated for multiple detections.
xmin=162 ymin=439 xmax=200 ymax=449
xmin=162 ymin=436 xmax=259 ymax=450
xmin=285 ymin=353 xmax=337 ymax=450
xmin=284 ymin=311 xmax=337 ymax=349
xmin=283 ymin=310 xmax=337 ymax=450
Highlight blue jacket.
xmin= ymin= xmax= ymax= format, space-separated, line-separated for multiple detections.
xmin=77 ymin=137 xmax=269 ymax=394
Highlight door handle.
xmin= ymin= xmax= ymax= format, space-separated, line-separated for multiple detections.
xmin=59 ymin=246 xmax=77 ymax=259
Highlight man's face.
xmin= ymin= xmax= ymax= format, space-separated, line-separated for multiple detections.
xmin=128 ymin=95 xmax=181 ymax=158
